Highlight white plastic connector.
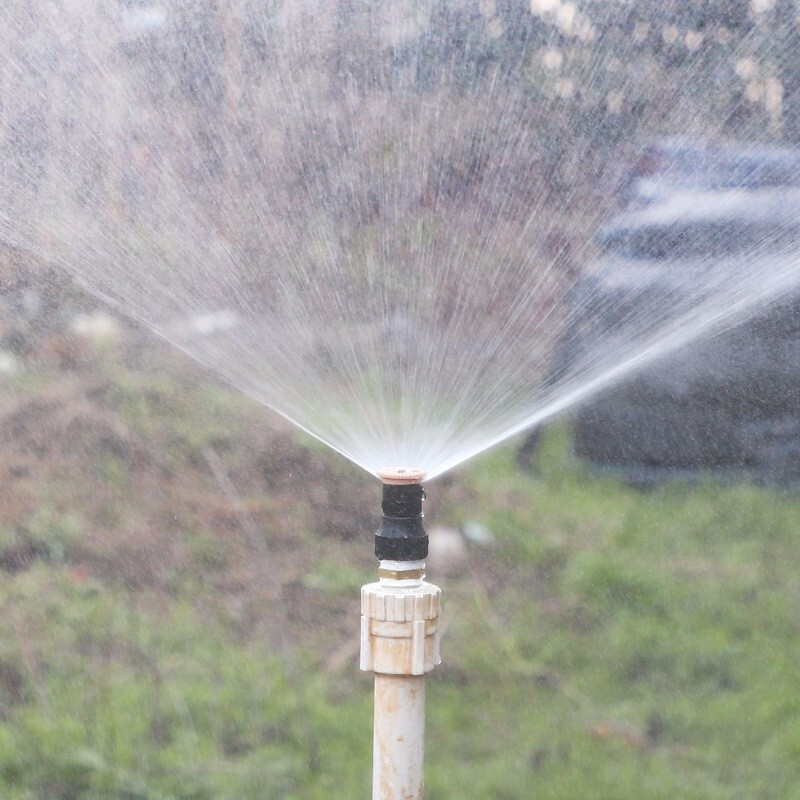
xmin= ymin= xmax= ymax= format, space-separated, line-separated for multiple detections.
xmin=361 ymin=563 xmax=441 ymax=677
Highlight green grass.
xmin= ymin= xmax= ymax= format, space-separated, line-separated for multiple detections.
xmin=3 ymin=421 xmax=800 ymax=798
xmin=0 ymin=567 xmax=370 ymax=800
xmin=433 ymin=429 xmax=800 ymax=799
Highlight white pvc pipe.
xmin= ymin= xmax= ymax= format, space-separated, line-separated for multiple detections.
xmin=373 ymin=674 xmax=426 ymax=800
xmin=361 ymin=562 xmax=441 ymax=800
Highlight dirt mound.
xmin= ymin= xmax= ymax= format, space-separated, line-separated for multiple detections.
xmin=0 ymin=371 xmax=375 ymax=609
xmin=0 ymin=384 xmax=152 ymax=466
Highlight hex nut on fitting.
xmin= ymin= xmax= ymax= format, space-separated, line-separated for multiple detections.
xmin=360 ymin=580 xmax=442 ymax=676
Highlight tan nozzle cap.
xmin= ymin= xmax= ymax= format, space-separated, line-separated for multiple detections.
xmin=377 ymin=467 xmax=427 ymax=485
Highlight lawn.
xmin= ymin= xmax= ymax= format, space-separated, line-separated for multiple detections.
xmin=1 ymin=367 xmax=799 ymax=799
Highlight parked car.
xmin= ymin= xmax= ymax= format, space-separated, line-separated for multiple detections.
xmin=521 ymin=139 xmax=800 ymax=484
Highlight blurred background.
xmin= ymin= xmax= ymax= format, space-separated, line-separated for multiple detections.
xmin=2 ymin=1 xmax=800 ymax=799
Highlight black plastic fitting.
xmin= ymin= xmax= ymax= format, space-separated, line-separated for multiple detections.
xmin=374 ymin=483 xmax=428 ymax=561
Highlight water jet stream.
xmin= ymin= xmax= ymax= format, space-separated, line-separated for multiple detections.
xmin=0 ymin=2 xmax=798 ymax=481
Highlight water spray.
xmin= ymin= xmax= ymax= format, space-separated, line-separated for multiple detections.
xmin=360 ymin=468 xmax=441 ymax=800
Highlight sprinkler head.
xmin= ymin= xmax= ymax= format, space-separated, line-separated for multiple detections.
xmin=375 ymin=468 xmax=428 ymax=562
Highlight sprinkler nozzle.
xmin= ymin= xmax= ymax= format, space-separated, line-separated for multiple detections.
xmin=377 ymin=467 xmax=427 ymax=484
xmin=375 ymin=468 xmax=427 ymax=562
